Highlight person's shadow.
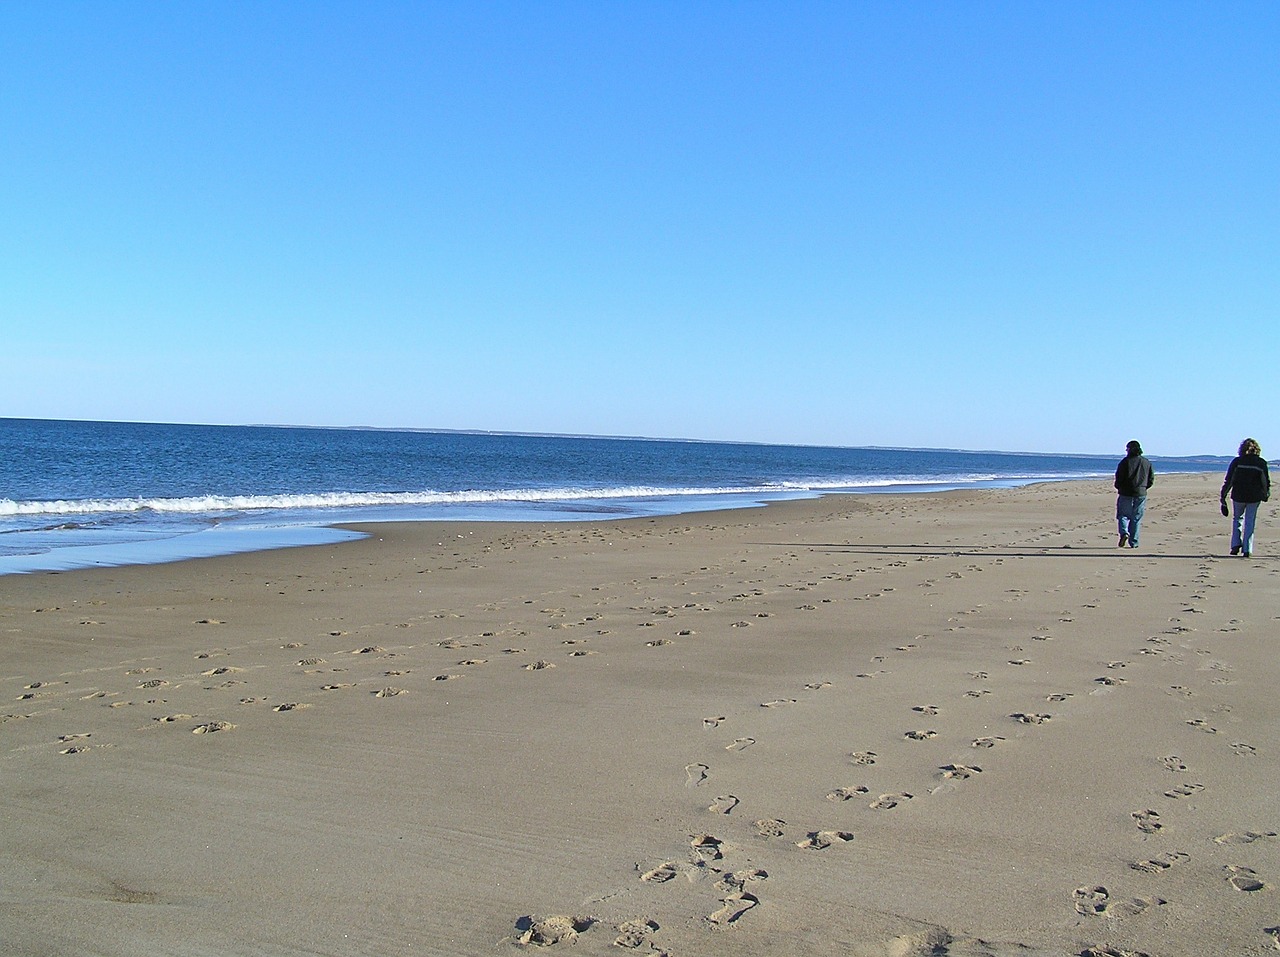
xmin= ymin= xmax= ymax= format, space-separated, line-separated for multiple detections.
xmin=749 ymin=543 xmax=1239 ymax=561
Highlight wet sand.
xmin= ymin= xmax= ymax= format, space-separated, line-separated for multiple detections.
xmin=2 ymin=473 xmax=1276 ymax=956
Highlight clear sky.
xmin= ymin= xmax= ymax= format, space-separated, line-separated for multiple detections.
xmin=2 ymin=2 xmax=1275 ymax=455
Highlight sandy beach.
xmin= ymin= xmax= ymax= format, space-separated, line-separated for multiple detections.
xmin=2 ymin=472 xmax=1276 ymax=956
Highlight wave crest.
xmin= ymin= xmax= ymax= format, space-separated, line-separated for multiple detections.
xmin=0 ymin=471 xmax=1107 ymax=519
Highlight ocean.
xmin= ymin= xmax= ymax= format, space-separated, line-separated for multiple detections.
xmin=0 ymin=418 xmax=1227 ymax=575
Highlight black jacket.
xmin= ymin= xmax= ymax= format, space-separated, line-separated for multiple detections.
xmin=1221 ymin=454 xmax=1270 ymax=504
xmin=1115 ymin=454 xmax=1155 ymax=498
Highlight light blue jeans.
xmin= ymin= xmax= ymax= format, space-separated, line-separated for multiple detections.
xmin=1231 ymin=500 xmax=1261 ymax=555
xmin=1116 ymin=495 xmax=1146 ymax=546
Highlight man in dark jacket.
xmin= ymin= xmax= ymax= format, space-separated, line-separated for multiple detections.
xmin=1220 ymin=438 xmax=1270 ymax=557
xmin=1114 ymin=440 xmax=1154 ymax=548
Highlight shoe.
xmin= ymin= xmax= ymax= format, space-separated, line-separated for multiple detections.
xmin=1243 ymin=552 xmax=1251 ymax=558
xmin=1231 ymin=546 xmax=1240 ymax=556
xmin=1118 ymin=534 xmax=1128 ymax=548
xmin=1129 ymin=541 xmax=1138 ymax=548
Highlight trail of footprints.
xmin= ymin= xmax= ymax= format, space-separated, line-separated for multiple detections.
xmin=1068 ymin=555 xmax=1275 ymax=951
xmin=613 ymin=551 xmax=1271 ymax=950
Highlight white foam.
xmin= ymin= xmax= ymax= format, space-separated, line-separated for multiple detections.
xmin=0 ymin=471 xmax=1109 ymax=519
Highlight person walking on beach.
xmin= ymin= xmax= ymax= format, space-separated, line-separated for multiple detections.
xmin=1220 ymin=438 xmax=1269 ymax=557
xmin=1114 ymin=440 xmax=1154 ymax=548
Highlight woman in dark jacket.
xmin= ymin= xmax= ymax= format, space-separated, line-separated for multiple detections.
xmin=1220 ymin=438 xmax=1270 ymax=557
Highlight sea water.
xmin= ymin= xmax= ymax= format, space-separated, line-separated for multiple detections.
xmin=0 ymin=418 xmax=1226 ymax=575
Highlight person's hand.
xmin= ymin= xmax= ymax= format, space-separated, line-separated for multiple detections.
xmin=1221 ymin=502 xmax=1230 ymax=517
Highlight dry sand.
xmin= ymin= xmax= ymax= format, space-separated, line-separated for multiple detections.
xmin=2 ymin=473 xmax=1277 ymax=957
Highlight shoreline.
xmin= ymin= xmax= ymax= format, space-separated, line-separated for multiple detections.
xmin=0 ymin=472 xmax=1196 ymax=578
xmin=3 ymin=473 xmax=1275 ymax=956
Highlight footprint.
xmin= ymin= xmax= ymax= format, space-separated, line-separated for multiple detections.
xmin=1104 ymin=895 xmax=1166 ymax=919
xmin=613 ymin=918 xmax=658 ymax=949
xmin=796 ymin=830 xmax=854 ymax=850
xmin=191 ymin=721 xmax=234 ymax=734
xmin=1163 ymin=783 xmax=1205 ymax=799
xmin=912 ymin=705 xmax=940 ymax=715
xmin=690 ymin=834 xmax=724 ymax=861
xmin=707 ymin=892 xmax=758 ymax=925
xmin=725 ymin=737 xmax=755 ymax=752
xmin=515 ymin=915 xmax=594 ymax=946
xmin=940 ymin=764 xmax=982 ymax=780
xmin=1011 ymin=713 xmax=1052 ymax=724
xmin=640 ymin=862 xmax=678 ymax=883
xmin=971 ymin=736 xmax=1005 ymax=748
xmin=714 ymin=868 xmax=768 ymax=893
xmin=904 ymin=730 xmax=937 ymax=740
xmin=703 ymin=715 xmax=726 ymax=728
xmin=1131 ymin=851 xmax=1190 ymax=873
xmin=1046 ymin=692 xmax=1074 ymax=701
xmin=760 ymin=699 xmax=797 ymax=708
xmin=826 ymin=786 xmax=869 ymax=802
xmin=1214 ymin=831 xmax=1277 ymax=845
xmin=849 ymin=750 xmax=878 ymax=765
xmin=1074 ymin=886 xmax=1166 ymax=920
xmin=752 ymin=818 xmax=786 ymax=838
xmin=1073 ymin=885 xmax=1110 ymax=915
xmin=684 ymin=763 xmax=709 ymax=788
xmin=1095 ymin=676 xmax=1127 ymax=686
xmin=373 ymin=687 xmax=406 ymax=697
xmin=524 ymin=660 xmax=556 ymax=670
xmin=870 ymin=792 xmax=913 ymax=810
xmin=1186 ymin=718 xmax=1217 ymax=733
xmin=1132 ymin=809 xmax=1162 ymax=833
xmin=707 ymin=794 xmax=739 ymax=815
xmin=1224 ymin=865 xmax=1266 ymax=892
xmin=964 ymin=689 xmax=991 ymax=698
xmin=1230 ymin=742 xmax=1257 ymax=757
xmin=803 ymin=681 xmax=832 ymax=691
xmin=1161 ymin=755 xmax=1189 ymax=772
xmin=320 ymin=683 xmax=354 ymax=690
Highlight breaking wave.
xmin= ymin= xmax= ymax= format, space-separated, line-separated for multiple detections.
xmin=0 ymin=472 xmax=1103 ymax=519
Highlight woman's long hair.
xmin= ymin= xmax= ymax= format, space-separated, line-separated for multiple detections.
xmin=1239 ymin=438 xmax=1261 ymax=457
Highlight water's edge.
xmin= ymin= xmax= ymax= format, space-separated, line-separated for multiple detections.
xmin=0 ymin=476 xmax=1077 ymax=577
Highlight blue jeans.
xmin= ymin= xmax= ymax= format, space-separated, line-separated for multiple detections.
xmin=1231 ymin=500 xmax=1260 ymax=554
xmin=1116 ymin=495 xmax=1146 ymax=546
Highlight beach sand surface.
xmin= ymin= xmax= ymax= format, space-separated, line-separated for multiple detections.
xmin=2 ymin=474 xmax=1277 ymax=956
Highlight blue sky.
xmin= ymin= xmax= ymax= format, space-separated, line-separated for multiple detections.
xmin=3 ymin=2 xmax=1275 ymax=455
